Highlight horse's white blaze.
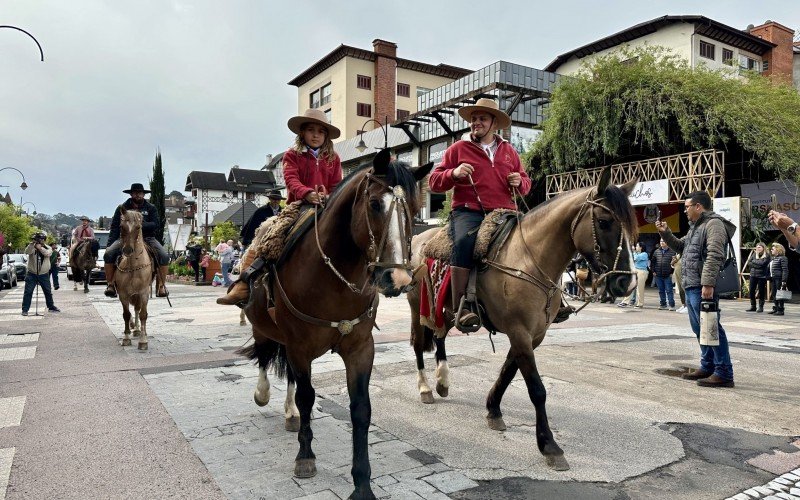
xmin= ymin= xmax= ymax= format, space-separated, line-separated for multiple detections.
xmin=255 ymin=367 xmax=270 ymax=405
xmin=435 ymin=360 xmax=450 ymax=389
xmin=383 ymin=193 xmax=405 ymax=266
xmin=417 ymin=370 xmax=432 ymax=394
xmin=284 ymin=381 xmax=299 ymax=419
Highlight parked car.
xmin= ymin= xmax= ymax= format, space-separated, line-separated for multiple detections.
xmin=0 ymin=255 xmax=18 ymax=289
xmin=6 ymin=253 xmax=28 ymax=281
xmin=66 ymin=230 xmax=110 ymax=283
xmin=58 ymin=247 xmax=69 ymax=271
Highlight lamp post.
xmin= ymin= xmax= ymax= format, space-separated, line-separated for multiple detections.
xmin=355 ymin=116 xmax=389 ymax=153
xmin=0 ymin=167 xmax=28 ymax=191
xmin=235 ymin=182 xmax=250 ymax=231
xmin=20 ymin=201 xmax=37 ymax=216
xmin=0 ymin=25 xmax=44 ymax=61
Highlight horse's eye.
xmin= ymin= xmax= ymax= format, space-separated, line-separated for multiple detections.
xmin=598 ymin=219 xmax=612 ymax=230
xmin=369 ymin=199 xmax=382 ymax=212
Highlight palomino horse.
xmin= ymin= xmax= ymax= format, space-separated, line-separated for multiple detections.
xmin=71 ymin=240 xmax=97 ymax=293
xmin=406 ymin=168 xmax=638 ymax=471
xmin=241 ymin=149 xmax=432 ymax=500
xmin=114 ymin=207 xmax=155 ymax=350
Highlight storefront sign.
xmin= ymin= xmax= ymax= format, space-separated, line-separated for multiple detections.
xmin=740 ymin=180 xmax=800 ymax=229
xmin=396 ymin=150 xmax=413 ymax=165
xmin=428 ymin=141 xmax=448 ymax=166
xmin=627 ymin=179 xmax=669 ymax=206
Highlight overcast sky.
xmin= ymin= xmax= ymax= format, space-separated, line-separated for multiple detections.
xmin=1 ymin=0 xmax=797 ymax=219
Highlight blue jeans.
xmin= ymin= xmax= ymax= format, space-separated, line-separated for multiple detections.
xmin=22 ymin=273 xmax=56 ymax=312
xmin=655 ymin=276 xmax=675 ymax=307
xmin=221 ymin=262 xmax=232 ymax=285
xmin=685 ymin=286 xmax=733 ymax=381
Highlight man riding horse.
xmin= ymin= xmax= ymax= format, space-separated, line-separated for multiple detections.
xmin=70 ymin=216 xmax=98 ymax=261
xmin=103 ymin=183 xmax=170 ymax=298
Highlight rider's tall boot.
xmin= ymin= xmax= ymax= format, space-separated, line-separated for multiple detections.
xmin=104 ymin=264 xmax=117 ymax=298
xmin=156 ymin=265 xmax=169 ymax=297
xmin=216 ymin=249 xmax=264 ymax=306
xmin=450 ymin=266 xmax=480 ymax=332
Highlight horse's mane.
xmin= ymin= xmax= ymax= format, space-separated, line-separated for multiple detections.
xmin=324 ymin=161 xmax=418 ymax=212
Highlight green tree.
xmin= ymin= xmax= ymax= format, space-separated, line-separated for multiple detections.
xmin=211 ymin=221 xmax=239 ymax=246
xmin=149 ymin=149 xmax=166 ymax=245
xmin=0 ymin=205 xmax=38 ymax=251
xmin=525 ymin=46 xmax=800 ymax=182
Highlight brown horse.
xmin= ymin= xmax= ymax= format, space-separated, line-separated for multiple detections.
xmin=241 ymin=150 xmax=432 ymax=500
xmin=70 ymin=240 xmax=97 ymax=293
xmin=113 ymin=207 xmax=155 ymax=350
xmin=406 ymin=168 xmax=638 ymax=471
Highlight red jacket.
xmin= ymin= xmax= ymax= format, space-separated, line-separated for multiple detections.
xmin=282 ymin=147 xmax=343 ymax=203
xmin=429 ymin=136 xmax=531 ymax=211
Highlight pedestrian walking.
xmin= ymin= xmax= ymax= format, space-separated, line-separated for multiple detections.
xmin=657 ymin=191 xmax=736 ymax=388
xmin=619 ymin=243 xmax=649 ymax=308
xmin=21 ymin=232 xmax=60 ymax=316
xmin=651 ymin=239 xmax=677 ymax=310
xmin=672 ymin=254 xmax=688 ymax=313
xmin=217 ymin=239 xmax=234 ymax=286
xmin=185 ymin=240 xmax=202 ymax=283
xmin=746 ymin=242 xmax=770 ymax=313
xmin=768 ymin=243 xmax=789 ymax=316
xmin=200 ymin=250 xmax=210 ymax=282
xmin=49 ymin=242 xmax=61 ymax=290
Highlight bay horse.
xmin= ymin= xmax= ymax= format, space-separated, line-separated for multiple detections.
xmin=241 ymin=149 xmax=432 ymax=500
xmin=71 ymin=240 xmax=97 ymax=293
xmin=114 ymin=206 xmax=155 ymax=350
xmin=406 ymin=168 xmax=638 ymax=471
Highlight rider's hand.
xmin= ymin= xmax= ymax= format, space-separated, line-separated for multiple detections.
xmin=655 ymin=220 xmax=668 ymax=233
xmin=452 ymin=163 xmax=474 ymax=180
xmin=507 ymin=172 xmax=521 ymax=188
xmin=304 ymin=191 xmax=321 ymax=204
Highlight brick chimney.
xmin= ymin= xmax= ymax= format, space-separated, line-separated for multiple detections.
xmin=748 ymin=20 xmax=795 ymax=83
xmin=372 ymin=39 xmax=397 ymax=130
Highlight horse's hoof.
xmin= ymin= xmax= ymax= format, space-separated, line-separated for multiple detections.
xmin=121 ymin=338 xmax=132 ymax=346
xmin=420 ymin=391 xmax=435 ymax=404
xmin=253 ymin=392 xmax=269 ymax=407
xmin=347 ymin=487 xmax=377 ymax=500
xmin=293 ymin=458 xmax=316 ymax=478
xmin=285 ymin=416 xmax=301 ymax=432
xmin=487 ymin=416 xmax=507 ymax=431
xmin=84 ymin=289 xmax=89 ymax=294
xmin=137 ymin=343 xmax=148 ymax=351
xmin=239 ymin=320 xmax=247 ymax=326
xmin=435 ymin=383 xmax=449 ymax=398
xmin=545 ymin=454 xmax=570 ymax=471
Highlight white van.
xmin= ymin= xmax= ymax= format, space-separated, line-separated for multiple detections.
xmin=66 ymin=230 xmax=111 ymax=283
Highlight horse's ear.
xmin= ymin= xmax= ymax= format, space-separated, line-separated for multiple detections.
xmin=372 ymin=148 xmax=392 ymax=176
xmin=595 ymin=167 xmax=612 ymax=198
xmin=619 ymin=177 xmax=638 ymax=196
xmin=413 ymin=162 xmax=434 ymax=182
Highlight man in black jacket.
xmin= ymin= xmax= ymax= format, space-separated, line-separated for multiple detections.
xmin=103 ymin=183 xmax=170 ymax=298
xmin=240 ymin=190 xmax=285 ymax=247
xmin=650 ymin=239 xmax=677 ymax=310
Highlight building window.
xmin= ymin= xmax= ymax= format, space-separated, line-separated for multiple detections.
xmin=397 ymin=83 xmax=410 ymax=98
xmin=356 ymin=75 xmax=371 ymax=90
xmin=310 ymin=89 xmax=320 ymax=108
xmin=722 ymin=48 xmax=734 ymax=66
xmin=739 ymin=54 xmax=759 ymax=72
xmin=357 ymin=103 xmax=371 ymax=117
xmin=320 ymin=84 xmax=331 ymax=106
xmin=324 ymin=108 xmax=332 ymax=122
xmin=699 ymin=41 xmax=715 ymax=60
xmin=396 ymin=109 xmax=410 ymax=121
xmin=416 ymin=86 xmax=433 ymax=98
xmin=245 ymin=192 xmax=255 ymax=201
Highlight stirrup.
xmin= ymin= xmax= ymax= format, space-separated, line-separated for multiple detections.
xmin=455 ymin=296 xmax=481 ymax=333
xmin=553 ymin=305 xmax=575 ymax=324
xmin=104 ymin=284 xmax=117 ymax=298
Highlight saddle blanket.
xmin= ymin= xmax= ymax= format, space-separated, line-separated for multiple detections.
xmin=422 ymin=208 xmax=518 ymax=262
xmin=419 ymin=258 xmax=451 ymax=337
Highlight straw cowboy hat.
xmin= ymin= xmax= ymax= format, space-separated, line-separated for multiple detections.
xmin=458 ymin=97 xmax=511 ymax=130
xmin=123 ymin=183 xmax=151 ymax=194
xmin=266 ymin=189 xmax=285 ymax=200
xmin=287 ymin=108 xmax=341 ymax=140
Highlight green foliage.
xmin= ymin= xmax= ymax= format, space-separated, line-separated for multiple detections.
xmin=437 ymin=191 xmax=453 ymax=226
xmin=211 ymin=221 xmax=238 ymax=246
xmin=526 ymin=46 xmax=800 ymax=182
xmin=0 ymin=205 xmax=38 ymax=251
xmin=168 ymin=261 xmax=194 ymax=277
xmin=149 ymin=149 xmax=166 ymax=245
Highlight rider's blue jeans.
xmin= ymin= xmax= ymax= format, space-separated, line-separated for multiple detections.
xmin=685 ymin=286 xmax=733 ymax=381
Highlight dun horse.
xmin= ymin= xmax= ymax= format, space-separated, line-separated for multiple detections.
xmin=241 ymin=150 xmax=432 ymax=500
xmin=114 ymin=207 xmax=155 ymax=350
xmin=70 ymin=240 xmax=97 ymax=293
xmin=406 ymin=168 xmax=637 ymax=471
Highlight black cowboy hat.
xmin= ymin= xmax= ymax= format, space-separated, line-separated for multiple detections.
xmin=123 ymin=183 xmax=151 ymax=194
xmin=267 ymin=189 xmax=285 ymax=200
xmin=80 ymin=215 xmax=91 ymax=221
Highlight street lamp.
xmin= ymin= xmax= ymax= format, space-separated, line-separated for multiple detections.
xmin=0 ymin=25 xmax=45 ymax=61
xmin=0 ymin=167 xmax=28 ymax=191
xmin=355 ymin=116 xmax=389 ymax=153
xmin=21 ymin=201 xmax=37 ymax=216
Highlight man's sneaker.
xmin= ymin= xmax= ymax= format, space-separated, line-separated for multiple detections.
xmin=658 ymin=305 xmax=667 ymax=310
xmin=21 ymin=311 xmax=28 ymax=317
xmin=668 ymin=306 xmax=676 ymax=311
xmin=48 ymin=307 xmax=61 ymax=313
xmin=617 ymin=302 xmax=628 ymax=308
xmin=676 ymin=306 xmax=688 ymax=313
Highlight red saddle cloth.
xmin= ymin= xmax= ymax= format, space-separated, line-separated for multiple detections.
xmin=419 ymin=258 xmax=451 ymax=330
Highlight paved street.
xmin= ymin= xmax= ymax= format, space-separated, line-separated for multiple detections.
xmin=1 ymin=277 xmax=799 ymax=499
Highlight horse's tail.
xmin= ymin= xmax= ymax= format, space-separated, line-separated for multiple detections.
xmin=237 ymin=339 xmax=291 ymax=381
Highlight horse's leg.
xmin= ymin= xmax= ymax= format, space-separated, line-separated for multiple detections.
xmin=253 ymin=367 xmax=271 ymax=407
xmin=341 ymin=341 xmax=376 ymax=500
xmin=132 ymin=304 xmax=141 ymax=336
xmin=73 ymin=269 xmax=79 ymax=291
xmin=137 ymin=302 xmax=148 ymax=351
xmin=284 ymin=366 xmax=300 ymax=432
xmin=517 ymin=351 xmax=569 ymax=471
xmin=288 ymin=354 xmax=316 ymax=479
xmin=239 ymin=309 xmax=247 ymax=327
xmin=485 ymin=352 xmax=519 ymax=431
xmin=434 ymin=336 xmax=450 ymax=398
xmin=121 ymin=300 xmax=132 ymax=346
xmin=411 ymin=308 xmax=434 ymax=404
xmin=84 ymin=273 xmax=89 ymax=293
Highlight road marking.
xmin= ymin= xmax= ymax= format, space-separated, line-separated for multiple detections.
xmin=0 ymin=448 xmax=13 ymax=500
xmin=727 ymin=468 xmax=800 ymax=499
xmin=0 ymin=333 xmax=39 ymax=345
xmin=0 ymin=397 xmax=25 ymax=429
xmin=0 ymin=347 xmax=36 ymax=362
xmin=725 ymin=320 xmax=794 ymax=331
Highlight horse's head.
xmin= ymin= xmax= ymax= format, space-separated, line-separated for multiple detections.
xmin=118 ymin=205 xmax=143 ymax=257
xmin=351 ymin=149 xmax=433 ymax=297
xmin=571 ymin=168 xmax=638 ymax=297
